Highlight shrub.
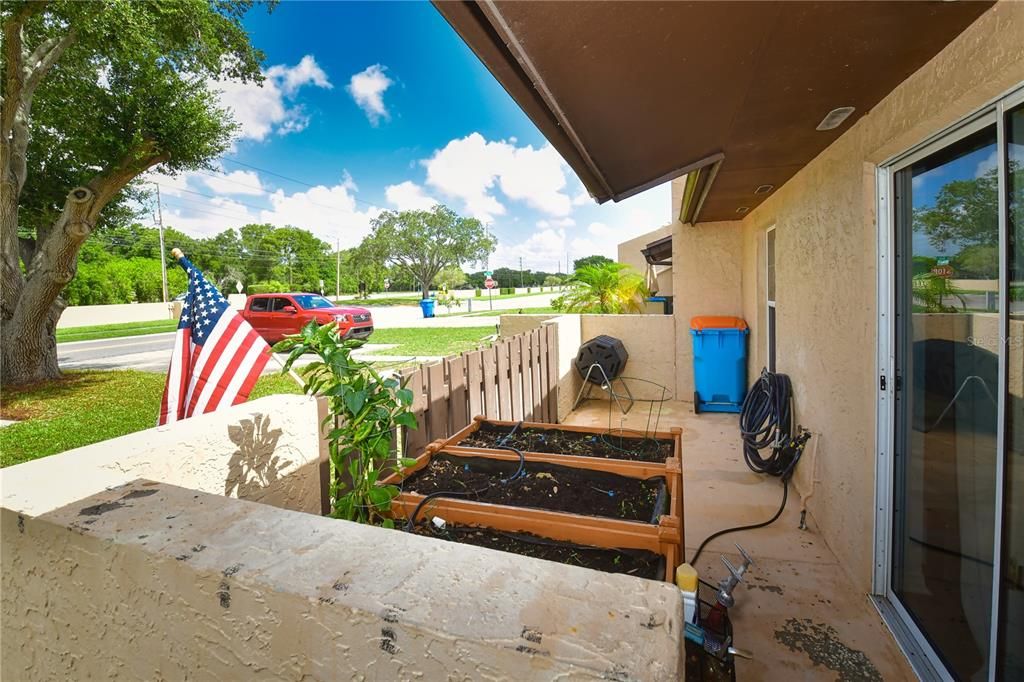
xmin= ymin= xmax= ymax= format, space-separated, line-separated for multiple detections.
xmin=475 ymin=288 xmax=482 ymax=297
xmin=274 ymin=323 xmax=419 ymax=526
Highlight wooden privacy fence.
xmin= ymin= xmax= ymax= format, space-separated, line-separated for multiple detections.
xmin=398 ymin=324 xmax=559 ymax=456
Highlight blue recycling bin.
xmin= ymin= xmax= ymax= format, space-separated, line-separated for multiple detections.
xmin=419 ymin=298 xmax=436 ymax=318
xmin=690 ymin=316 xmax=749 ymax=414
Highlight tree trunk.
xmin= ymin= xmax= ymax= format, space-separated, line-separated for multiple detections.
xmin=420 ymin=280 xmax=430 ymax=299
xmin=1 ymin=145 xmax=166 ymax=385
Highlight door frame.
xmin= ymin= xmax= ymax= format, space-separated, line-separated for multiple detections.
xmin=765 ymin=225 xmax=777 ymax=372
xmin=873 ymin=82 xmax=1024 ymax=682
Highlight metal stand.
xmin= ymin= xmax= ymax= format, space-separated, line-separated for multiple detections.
xmin=573 ymin=363 xmax=635 ymax=414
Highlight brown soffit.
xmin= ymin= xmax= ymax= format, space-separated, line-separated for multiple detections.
xmin=433 ymin=0 xmax=994 ymax=223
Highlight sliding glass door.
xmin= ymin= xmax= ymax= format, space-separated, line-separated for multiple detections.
xmin=892 ymin=123 xmax=999 ymax=682
xmin=997 ymin=101 xmax=1023 ymax=681
xmin=882 ymin=87 xmax=1022 ymax=681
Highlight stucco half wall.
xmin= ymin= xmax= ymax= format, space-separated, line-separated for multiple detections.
xmin=1 ymin=480 xmax=683 ymax=681
xmin=670 ymin=2 xmax=1024 ymax=592
xmin=0 ymin=393 xmax=326 ymax=518
xmin=500 ymin=314 xmax=677 ymax=417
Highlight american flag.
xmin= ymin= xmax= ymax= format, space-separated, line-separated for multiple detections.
xmin=158 ymin=256 xmax=271 ymax=425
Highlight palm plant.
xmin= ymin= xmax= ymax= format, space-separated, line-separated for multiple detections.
xmin=912 ymin=272 xmax=967 ymax=312
xmin=552 ymin=263 xmax=649 ymax=314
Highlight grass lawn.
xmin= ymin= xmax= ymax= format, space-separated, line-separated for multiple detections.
xmin=442 ymin=306 xmax=556 ymax=318
xmin=0 ymin=370 xmax=302 ymax=468
xmin=57 ymin=319 xmax=179 ymax=343
xmin=365 ymin=326 xmax=495 ymax=356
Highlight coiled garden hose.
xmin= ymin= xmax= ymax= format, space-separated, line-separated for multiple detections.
xmin=689 ymin=369 xmax=810 ymax=565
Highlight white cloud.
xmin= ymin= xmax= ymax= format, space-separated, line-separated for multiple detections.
xmin=145 ymin=170 xmax=191 ymax=197
xmin=422 ymin=133 xmax=572 ymax=223
xmin=487 ymin=183 xmax=672 ymax=271
xmin=385 ymin=181 xmax=438 ymax=211
xmin=213 ymin=55 xmax=333 ymax=142
xmin=491 ymin=227 xmax=570 ymax=272
xmin=200 ymin=170 xmax=265 ymax=196
xmin=267 ymin=55 xmax=331 ymax=96
xmin=347 ymin=64 xmax=394 ymax=126
xmin=159 ymin=174 xmax=382 ymax=248
xmin=975 ymin=149 xmax=997 ymax=178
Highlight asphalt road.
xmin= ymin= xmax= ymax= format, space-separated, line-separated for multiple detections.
xmin=57 ymin=293 xmax=556 ymax=373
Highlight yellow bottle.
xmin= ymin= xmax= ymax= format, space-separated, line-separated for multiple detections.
xmin=676 ymin=563 xmax=699 ymax=623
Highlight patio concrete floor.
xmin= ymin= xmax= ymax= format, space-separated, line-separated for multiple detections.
xmin=564 ymin=400 xmax=916 ymax=682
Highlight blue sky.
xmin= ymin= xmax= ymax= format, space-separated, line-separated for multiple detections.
xmin=151 ymin=1 xmax=670 ymax=272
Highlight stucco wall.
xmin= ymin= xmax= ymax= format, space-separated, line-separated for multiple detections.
xmin=617 ymin=224 xmax=674 ymax=295
xmin=1 ymin=480 xmax=683 ymax=681
xmin=686 ymin=2 xmax=1024 ymax=592
xmin=502 ymin=314 xmax=677 ymax=414
xmin=0 ymin=394 xmax=325 ymax=518
xmin=58 ymin=301 xmax=180 ymax=328
xmin=671 ymin=220 xmax=745 ymax=399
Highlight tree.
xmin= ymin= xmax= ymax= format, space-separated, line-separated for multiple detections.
xmin=2 ymin=0 xmax=265 ymax=384
xmin=434 ymin=265 xmax=467 ymax=290
xmin=362 ymin=205 xmax=495 ymax=299
xmin=573 ymin=254 xmax=613 ymax=272
xmin=543 ymin=274 xmax=564 ymax=287
xmin=552 ymin=262 xmax=649 ymax=314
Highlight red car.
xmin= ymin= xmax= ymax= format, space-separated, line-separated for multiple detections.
xmin=241 ymin=293 xmax=373 ymax=343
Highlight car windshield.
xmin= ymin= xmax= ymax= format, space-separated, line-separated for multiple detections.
xmin=292 ymin=295 xmax=335 ymax=310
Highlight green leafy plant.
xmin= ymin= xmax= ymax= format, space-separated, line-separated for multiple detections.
xmin=436 ymin=290 xmax=462 ymax=314
xmin=912 ymin=273 xmax=967 ymax=312
xmin=552 ymin=263 xmax=649 ymax=314
xmin=274 ymin=322 xmax=419 ymax=527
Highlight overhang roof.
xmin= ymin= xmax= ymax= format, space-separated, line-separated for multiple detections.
xmin=641 ymin=236 xmax=672 ymax=266
xmin=434 ymin=1 xmax=992 ymax=223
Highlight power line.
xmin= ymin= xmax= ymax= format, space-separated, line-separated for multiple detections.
xmin=219 ymin=156 xmax=380 ymax=209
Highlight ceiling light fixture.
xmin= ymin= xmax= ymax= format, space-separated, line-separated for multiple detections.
xmin=816 ymin=106 xmax=856 ymax=131
xmin=736 ymin=206 xmax=750 ymax=214
xmin=754 ymin=184 xmax=774 ymax=195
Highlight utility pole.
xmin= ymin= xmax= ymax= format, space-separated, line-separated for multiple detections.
xmin=336 ymin=237 xmax=341 ymax=300
xmin=153 ymin=183 xmax=168 ymax=303
xmin=519 ymin=256 xmax=524 ymax=288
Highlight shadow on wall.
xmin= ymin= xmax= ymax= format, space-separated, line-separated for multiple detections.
xmin=224 ymin=415 xmax=293 ymax=499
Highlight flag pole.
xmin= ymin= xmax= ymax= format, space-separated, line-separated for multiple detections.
xmin=169 ymin=247 xmax=307 ymax=390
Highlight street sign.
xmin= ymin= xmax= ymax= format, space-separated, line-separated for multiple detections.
xmin=484 ymin=270 xmax=493 ymax=277
xmin=484 ymin=277 xmax=496 ymax=289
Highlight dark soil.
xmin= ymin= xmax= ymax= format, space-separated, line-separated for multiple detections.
xmin=414 ymin=525 xmax=664 ymax=580
xmin=400 ymin=452 xmax=665 ymax=523
xmin=461 ymin=422 xmax=673 ymax=462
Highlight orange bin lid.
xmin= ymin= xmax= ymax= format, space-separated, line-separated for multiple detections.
xmin=690 ymin=315 xmax=748 ymax=331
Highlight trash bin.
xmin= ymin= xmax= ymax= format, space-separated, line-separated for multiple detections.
xmin=419 ymin=298 xmax=436 ymax=318
xmin=690 ymin=316 xmax=748 ymax=414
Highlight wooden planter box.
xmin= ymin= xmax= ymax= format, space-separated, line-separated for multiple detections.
xmin=381 ymin=443 xmax=682 ymax=581
xmin=444 ymin=416 xmax=682 ymax=468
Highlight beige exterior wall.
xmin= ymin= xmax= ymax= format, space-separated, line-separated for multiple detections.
xmin=617 ymin=224 xmax=674 ymax=296
xmin=58 ymin=301 xmax=180 ymax=328
xmin=0 ymin=394 xmax=325 ymax=518
xmin=671 ymin=3 xmax=1024 ymax=591
xmin=671 ymin=220 xmax=745 ymax=399
xmin=500 ymin=313 xmax=677 ymax=416
xmin=2 ymin=480 xmax=683 ymax=681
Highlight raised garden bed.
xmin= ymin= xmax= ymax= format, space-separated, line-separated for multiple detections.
xmin=458 ymin=420 xmax=674 ymax=462
xmin=381 ymin=444 xmax=682 ymax=581
xmin=452 ymin=417 xmax=679 ymax=463
xmin=413 ymin=525 xmax=665 ymax=580
xmin=400 ymin=453 xmax=666 ymax=522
